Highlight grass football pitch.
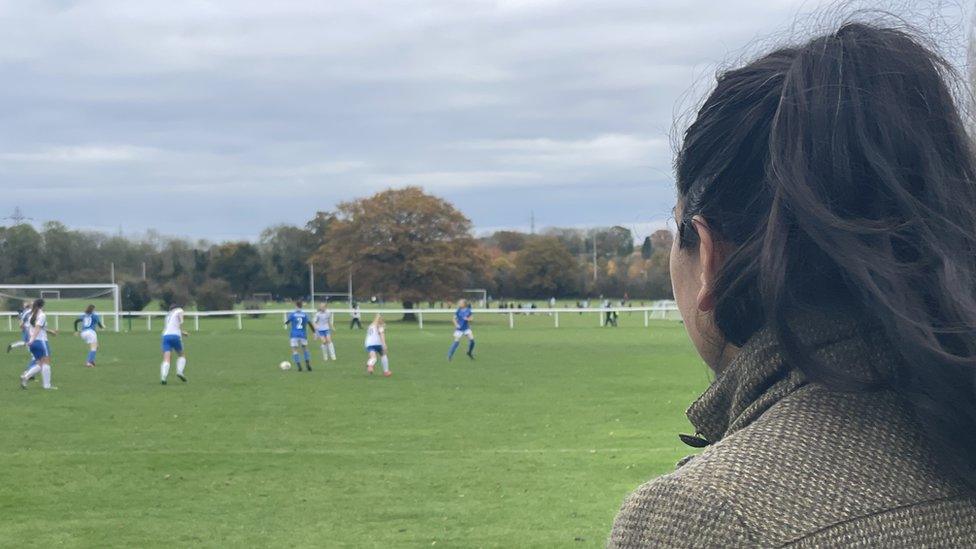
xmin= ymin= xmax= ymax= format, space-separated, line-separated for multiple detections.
xmin=0 ymin=311 xmax=708 ymax=547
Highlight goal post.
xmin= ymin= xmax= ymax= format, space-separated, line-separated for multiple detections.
xmin=0 ymin=283 xmax=121 ymax=332
xmin=462 ymin=288 xmax=488 ymax=307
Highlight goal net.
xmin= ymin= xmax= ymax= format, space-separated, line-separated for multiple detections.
xmin=463 ymin=288 xmax=488 ymax=307
xmin=647 ymin=300 xmax=681 ymax=321
xmin=0 ymin=284 xmax=121 ymax=332
xmin=312 ymin=292 xmax=352 ymax=306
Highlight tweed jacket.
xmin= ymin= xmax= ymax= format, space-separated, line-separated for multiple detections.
xmin=609 ymin=317 xmax=976 ymax=547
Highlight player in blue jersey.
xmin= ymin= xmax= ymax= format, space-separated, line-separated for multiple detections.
xmin=447 ymin=299 xmax=475 ymax=361
xmin=73 ymin=304 xmax=104 ymax=368
xmin=6 ymin=301 xmax=32 ymax=354
xmin=8 ymin=301 xmax=40 ymax=381
xmin=285 ymin=300 xmax=312 ymax=371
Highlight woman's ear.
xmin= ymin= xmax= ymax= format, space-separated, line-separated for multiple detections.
xmin=691 ymin=216 xmax=721 ymax=312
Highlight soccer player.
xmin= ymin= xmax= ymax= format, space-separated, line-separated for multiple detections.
xmin=74 ymin=304 xmax=104 ymax=368
xmin=285 ymin=300 xmax=312 ymax=371
xmin=350 ymin=302 xmax=363 ymax=329
xmin=160 ymin=303 xmax=189 ymax=385
xmin=20 ymin=299 xmax=58 ymax=390
xmin=314 ymin=303 xmax=336 ymax=361
xmin=364 ymin=314 xmax=391 ymax=377
xmin=6 ymin=301 xmax=32 ymax=354
xmin=447 ymin=299 xmax=475 ymax=361
xmin=7 ymin=301 xmax=39 ymax=380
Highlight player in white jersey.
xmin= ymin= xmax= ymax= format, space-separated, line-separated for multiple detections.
xmin=314 ymin=303 xmax=337 ymax=361
xmin=6 ymin=302 xmax=32 ymax=354
xmin=364 ymin=314 xmax=391 ymax=377
xmin=160 ymin=304 xmax=189 ymax=385
xmin=20 ymin=299 xmax=58 ymax=390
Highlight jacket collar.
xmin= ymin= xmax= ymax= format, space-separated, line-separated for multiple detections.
xmin=686 ymin=313 xmax=891 ymax=445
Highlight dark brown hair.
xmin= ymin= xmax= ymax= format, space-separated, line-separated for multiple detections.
xmin=676 ymin=23 xmax=976 ymax=487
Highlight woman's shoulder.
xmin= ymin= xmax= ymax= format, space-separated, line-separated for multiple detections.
xmin=610 ymin=385 xmax=970 ymax=547
xmin=609 ymin=464 xmax=757 ymax=547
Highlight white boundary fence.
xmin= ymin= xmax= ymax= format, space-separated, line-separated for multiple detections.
xmin=0 ymin=302 xmax=681 ymax=332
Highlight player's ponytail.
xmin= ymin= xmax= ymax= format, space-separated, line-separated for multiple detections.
xmin=676 ymin=22 xmax=976 ymax=490
xmin=29 ymin=298 xmax=45 ymax=327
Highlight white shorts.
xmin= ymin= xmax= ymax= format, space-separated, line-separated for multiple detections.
xmin=453 ymin=329 xmax=474 ymax=339
xmin=290 ymin=338 xmax=308 ymax=347
xmin=81 ymin=330 xmax=98 ymax=345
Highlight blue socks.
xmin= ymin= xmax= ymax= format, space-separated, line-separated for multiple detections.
xmin=303 ymin=350 xmax=311 ymax=367
xmin=87 ymin=350 xmax=97 ymax=364
xmin=292 ymin=352 xmax=301 ymax=368
xmin=449 ymin=340 xmax=475 ymax=358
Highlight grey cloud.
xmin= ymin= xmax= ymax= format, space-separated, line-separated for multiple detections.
xmin=0 ymin=0 xmax=968 ymax=240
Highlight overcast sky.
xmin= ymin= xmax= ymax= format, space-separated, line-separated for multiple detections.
xmin=0 ymin=0 xmax=971 ymax=241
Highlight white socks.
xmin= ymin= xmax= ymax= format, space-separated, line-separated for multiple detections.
xmin=10 ymin=341 xmax=25 ymax=349
xmin=23 ymin=364 xmax=41 ymax=381
xmin=367 ymin=357 xmax=377 ymax=367
xmin=176 ymin=357 xmax=186 ymax=376
xmin=320 ymin=343 xmax=337 ymax=360
xmin=381 ymin=356 xmax=389 ymax=373
xmin=41 ymin=364 xmax=51 ymax=389
xmin=19 ymin=363 xmax=52 ymax=389
xmin=161 ymin=361 xmax=170 ymax=381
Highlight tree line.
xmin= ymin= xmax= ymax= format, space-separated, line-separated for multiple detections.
xmin=0 ymin=187 xmax=673 ymax=312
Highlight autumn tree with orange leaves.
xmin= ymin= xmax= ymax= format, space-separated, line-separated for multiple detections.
xmin=313 ymin=187 xmax=485 ymax=320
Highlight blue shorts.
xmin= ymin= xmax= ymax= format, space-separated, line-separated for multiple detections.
xmin=29 ymin=340 xmax=50 ymax=360
xmin=161 ymin=334 xmax=184 ymax=353
xmin=366 ymin=345 xmax=384 ymax=355
xmin=316 ymin=329 xmax=330 ymax=337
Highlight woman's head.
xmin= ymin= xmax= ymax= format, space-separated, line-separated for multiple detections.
xmin=30 ymin=298 xmax=45 ymax=325
xmin=85 ymin=304 xmax=95 ymax=315
xmin=373 ymin=313 xmax=384 ymax=326
xmin=672 ymin=22 xmax=976 ymax=485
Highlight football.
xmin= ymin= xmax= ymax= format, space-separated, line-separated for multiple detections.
xmin=278 ymin=361 xmax=291 ymax=371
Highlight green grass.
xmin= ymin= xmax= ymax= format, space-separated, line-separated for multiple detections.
xmin=0 ymin=312 xmax=710 ymax=548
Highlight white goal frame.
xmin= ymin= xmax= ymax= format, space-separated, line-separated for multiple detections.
xmin=0 ymin=283 xmax=121 ymax=332
xmin=313 ymin=292 xmax=353 ymax=306
xmin=40 ymin=290 xmax=62 ymax=299
xmin=462 ymin=288 xmax=488 ymax=307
